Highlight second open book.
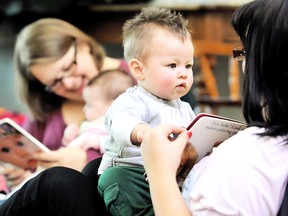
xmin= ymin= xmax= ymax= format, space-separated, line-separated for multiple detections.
xmin=187 ymin=113 xmax=247 ymax=162
xmin=0 ymin=118 xmax=50 ymax=170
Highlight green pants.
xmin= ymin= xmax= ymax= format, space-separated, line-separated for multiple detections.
xmin=98 ymin=166 xmax=154 ymax=216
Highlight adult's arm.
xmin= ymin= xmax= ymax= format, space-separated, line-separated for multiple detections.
xmin=141 ymin=124 xmax=193 ymax=216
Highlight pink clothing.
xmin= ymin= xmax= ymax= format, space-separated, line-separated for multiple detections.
xmin=66 ymin=116 xmax=108 ymax=153
xmin=182 ymin=127 xmax=288 ymax=216
xmin=0 ymin=175 xmax=9 ymax=194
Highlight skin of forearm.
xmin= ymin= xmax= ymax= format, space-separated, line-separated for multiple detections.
xmin=148 ymin=171 xmax=192 ymax=216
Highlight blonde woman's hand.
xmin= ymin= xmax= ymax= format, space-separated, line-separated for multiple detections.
xmin=34 ymin=147 xmax=87 ymax=171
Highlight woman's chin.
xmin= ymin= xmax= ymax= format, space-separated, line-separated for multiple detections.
xmin=60 ymin=88 xmax=84 ymax=101
xmin=69 ymin=94 xmax=84 ymax=102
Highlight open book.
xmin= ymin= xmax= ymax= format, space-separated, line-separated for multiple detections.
xmin=187 ymin=113 xmax=247 ymax=162
xmin=0 ymin=118 xmax=50 ymax=170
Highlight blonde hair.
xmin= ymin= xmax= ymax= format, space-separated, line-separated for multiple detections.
xmin=122 ymin=7 xmax=191 ymax=62
xmin=14 ymin=18 xmax=105 ymax=121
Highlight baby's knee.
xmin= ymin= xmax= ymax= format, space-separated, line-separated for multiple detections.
xmin=98 ymin=167 xmax=134 ymax=216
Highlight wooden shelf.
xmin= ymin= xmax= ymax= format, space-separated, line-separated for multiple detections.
xmin=89 ymin=0 xmax=253 ymax=12
xmin=86 ymin=4 xmax=241 ymax=44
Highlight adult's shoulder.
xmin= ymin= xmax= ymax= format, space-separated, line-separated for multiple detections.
xmin=102 ymin=57 xmax=128 ymax=72
xmin=117 ymin=59 xmax=130 ymax=73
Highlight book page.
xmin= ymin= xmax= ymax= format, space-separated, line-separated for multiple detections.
xmin=187 ymin=113 xmax=246 ymax=162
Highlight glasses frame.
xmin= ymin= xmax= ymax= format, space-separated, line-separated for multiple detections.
xmin=45 ymin=39 xmax=78 ymax=92
xmin=233 ymin=45 xmax=245 ymax=61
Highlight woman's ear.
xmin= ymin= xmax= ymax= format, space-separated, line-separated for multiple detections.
xmin=129 ymin=58 xmax=145 ymax=81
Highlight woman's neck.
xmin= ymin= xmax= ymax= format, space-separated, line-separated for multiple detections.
xmin=61 ymin=100 xmax=85 ymax=125
xmin=102 ymin=57 xmax=121 ymax=71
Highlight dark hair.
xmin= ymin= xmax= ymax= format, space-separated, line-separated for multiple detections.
xmin=232 ymin=0 xmax=288 ymax=138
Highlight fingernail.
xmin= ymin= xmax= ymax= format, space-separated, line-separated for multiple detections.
xmin=187 ymin=131 xmax=192 ymax=138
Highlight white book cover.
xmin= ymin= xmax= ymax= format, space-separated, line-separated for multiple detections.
xmin=187 ymin=113 xmax=246 ymax=162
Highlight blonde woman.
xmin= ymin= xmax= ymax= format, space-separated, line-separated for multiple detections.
xmin=2 ymin=18 xmax=131 ymax=190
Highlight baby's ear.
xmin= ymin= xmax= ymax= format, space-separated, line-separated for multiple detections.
xmin=129 ymin=58 xmax=145 ymax=81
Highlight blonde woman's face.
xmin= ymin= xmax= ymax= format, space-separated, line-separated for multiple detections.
xmin=30 ymin=42 xmax=100 ymax=101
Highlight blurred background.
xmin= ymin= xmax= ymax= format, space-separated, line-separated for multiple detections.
xmin=0 ymin=0 xmax=250 ymax=120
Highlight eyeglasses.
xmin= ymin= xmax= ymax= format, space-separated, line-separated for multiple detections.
xmin=233 ymin=45 xmax=245 ymax=61
xmin=45 ymin=40 xmax=78 ymax=92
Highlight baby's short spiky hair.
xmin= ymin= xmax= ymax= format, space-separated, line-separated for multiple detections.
xmin=122 ymin=7 xmax=191 ymax=61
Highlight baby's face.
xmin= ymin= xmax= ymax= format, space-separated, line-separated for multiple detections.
xmin=83 ymin=86 xmax=111 ymax=121
xmin=139 ymin=29 xmax=194 ymax=100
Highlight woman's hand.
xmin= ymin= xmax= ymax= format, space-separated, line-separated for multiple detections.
xmin=34 ymin=147 xmax=87 ymax=171
xmin=141 ymin=124 xmax=192 ymax=216
xmin=141 ymin=124 xmax=191 ymax=179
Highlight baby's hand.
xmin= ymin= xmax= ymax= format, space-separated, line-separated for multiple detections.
xmin=62 ymin=123 xmax=80 ymax=146
xmin=131 ymin=123 xmax=151 ymax=145
xmin=177 ymin=142 xmax=198 ymax=182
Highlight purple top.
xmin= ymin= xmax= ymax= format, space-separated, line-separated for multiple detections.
xmin=23 ymin=109 xmax=66 ymax=151
xmin=23 ymin=109 xmax=102 ymax=161
xmin=23 ymin=59 xmax=130 ymax=162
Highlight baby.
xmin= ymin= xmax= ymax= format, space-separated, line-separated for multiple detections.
xmin=97 ymin=7 xmax=197 ymax=215
xmin=62 ymin=69 xmax=134 ymax=154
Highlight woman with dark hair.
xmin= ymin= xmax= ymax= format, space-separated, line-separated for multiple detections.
xmin=141 ymin=0 xmax=288 ymax=215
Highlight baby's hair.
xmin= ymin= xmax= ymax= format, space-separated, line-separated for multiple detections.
xmin=122 ymin=7 xmax=191 ymax=61
xmin=87 ymin=69 xmax=134 ymax=101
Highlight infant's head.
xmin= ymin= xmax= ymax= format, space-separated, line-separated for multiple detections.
xmin=122 ymin=7 xmax=194 ymax=100
xmin=83 ymin=69 xmax=134 ymax=121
